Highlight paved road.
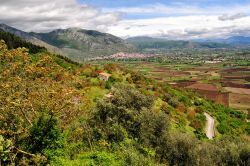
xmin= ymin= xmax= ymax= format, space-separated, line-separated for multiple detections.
xmin=204 ymin=113 xmax=215 ymax=139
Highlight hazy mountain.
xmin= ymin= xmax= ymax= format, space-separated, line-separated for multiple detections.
xmin=126 ymin=36 xmax=231 ymax=50
xmin=0 ymin=24 xmax=135 ymax=62
xmin=222 ymin=36 xmax=250 ymax=45
xmin=193 ymin=36 xmax=250 ymax=46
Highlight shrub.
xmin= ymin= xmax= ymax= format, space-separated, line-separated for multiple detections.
xmin=53 ymin=151 xmax=123 ymax=166
xmin=0 ymin=135 xmax=13 ymax=164
xmin=217 ymin=121 xmax=231 ymax=134
xmin=123 ymin=148 xmax=153 ymax=166
xmin=162 ymin=93 xmax=171 ymax=102
xmin=139 ymin=109 xmax=169 ymax=147
xmin=25 ymin=113 xmax=64 ymax=157
xmin=156 ymin=132 xmax=198 ymax=166
xmin=160 ymin=102 xmax=173 ymax=114
xmin=187 ymin=108 xmax=196 ymax=120
xmin=179 ymin=96 xmax=189 ymax=106
xmin=168 ymin=97 xmax=179 ymax=108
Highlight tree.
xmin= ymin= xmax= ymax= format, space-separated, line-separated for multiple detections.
xmin=25 ymin=113 xmax=64 ymax=156
xmin=156 ymin=132 xmax=198 ymax=166
xmin=92 ymin=84 xmax=154 ymax=141
xmin=139 ymin=109 xmax=169 ymax=147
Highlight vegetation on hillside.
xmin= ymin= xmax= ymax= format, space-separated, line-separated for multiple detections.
xmin=0 ymin=40 xmax=249 ymax=165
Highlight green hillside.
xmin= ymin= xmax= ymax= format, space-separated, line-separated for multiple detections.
xmin=0 ymin=39 xmax=249 ymax=165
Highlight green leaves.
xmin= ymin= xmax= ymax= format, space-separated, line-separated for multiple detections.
xmin=0 ymin=135 xmax=13 ymax=162
xmin=25 ymin=113 xmax=64 ymax=155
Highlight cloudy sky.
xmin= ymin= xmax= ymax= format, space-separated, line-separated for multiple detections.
xmin=0 ymin=0 xmax=250 ymax=39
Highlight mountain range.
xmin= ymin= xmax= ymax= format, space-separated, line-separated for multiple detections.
xmin=193 ymin=36 xmax=250 ymax=45
xmin=1 ymin=24 xmax=250 ymax=61
xmin=0 ymin=24 xmax=135 ymax=62
xmin=126 ymin=37 xmax=229 ymax=50
xmin=126 ymin=36 xmax=250 ymax=51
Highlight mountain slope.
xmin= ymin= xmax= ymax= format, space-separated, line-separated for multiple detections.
xmin=31 ymin=28 xmax=135 ymax=61
xmin=0 ymin=29 xmax=46 ymax=53
xmin=0 ymin=24 xmax=135 ymax=62
xmin=0 ymin=23 xmax=64 ymax=56
xmin=0 ymin=23 xmax=33 ymax=40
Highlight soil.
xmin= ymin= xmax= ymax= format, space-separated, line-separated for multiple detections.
xmin=224 ymin=87 xmax=250 ymax=95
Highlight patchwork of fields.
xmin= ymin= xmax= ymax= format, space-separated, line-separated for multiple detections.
xmin=121 ymin=61 xmax=250 ymax=112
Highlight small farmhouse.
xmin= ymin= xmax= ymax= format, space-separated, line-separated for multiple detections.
xmin=99 ymin=72 xmax=111 ymax=81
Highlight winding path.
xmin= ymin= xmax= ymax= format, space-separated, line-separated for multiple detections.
xmin=204 ymin=113 xmax=215 ymax=139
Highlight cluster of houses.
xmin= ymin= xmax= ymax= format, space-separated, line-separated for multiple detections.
xmin=204 ymin=58 xmax=225 ymax=64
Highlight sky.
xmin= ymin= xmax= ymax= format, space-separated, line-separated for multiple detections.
xmin=0 ymin=0 xmax=250 ymax=39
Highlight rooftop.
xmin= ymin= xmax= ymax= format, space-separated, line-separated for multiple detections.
xmin=99 ymin=72 xmax=111 ymax=77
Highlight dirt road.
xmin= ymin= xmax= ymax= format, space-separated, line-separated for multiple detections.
xmin=204 ymin=113 xmax=215 ymax=139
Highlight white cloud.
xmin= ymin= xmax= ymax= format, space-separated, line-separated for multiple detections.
xmin=218 ymin=13 xmax=247 ymax=21
xmin=107 ymin=15 xmax=250 ymax=39
xmin=105 ymin=3 xmax=250 ymax=39
xmin=0 ymin=0 xmax=121 ymax=32
xmin=104 ymin=3 xmax=250 ymax=16
xmin=101 ymin=3 xmax=250 ymax=39
xmin=0 ymin=1 xmax=250 ymax=39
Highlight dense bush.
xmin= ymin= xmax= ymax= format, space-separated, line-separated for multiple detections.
xmin=168 ymin=97 xmax=180 ymax=108
xmin=25 ymin=113 xmax=64 ymax=155
xmin=91 ymin=84 xmax=160 ymax=141
xmin=217 ymin=121 xmax=231 ymax=134
xmin=162 ymin=93 xmax=171 ymax=102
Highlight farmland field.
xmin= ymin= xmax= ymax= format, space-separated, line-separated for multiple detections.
xmin=224 ymin=87 xmax=250 ymax=95
xmin=229 ymin=93 xmax=250 ymax=111
xmin=115 ymin=60 xmax=250 ymax=112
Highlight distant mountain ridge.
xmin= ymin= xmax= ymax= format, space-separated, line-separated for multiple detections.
xmin=220 ymin=36 xmax=250 ymax=45
xmin=193 ymin=36 xmax=250 ymax=46
xmin=0 ymin=24 xmax=135 ymax=62
xmin=126 ymin=36 xmax=232 ymax=50
xmin=1 ymin=23 xmax=250 ymax=61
